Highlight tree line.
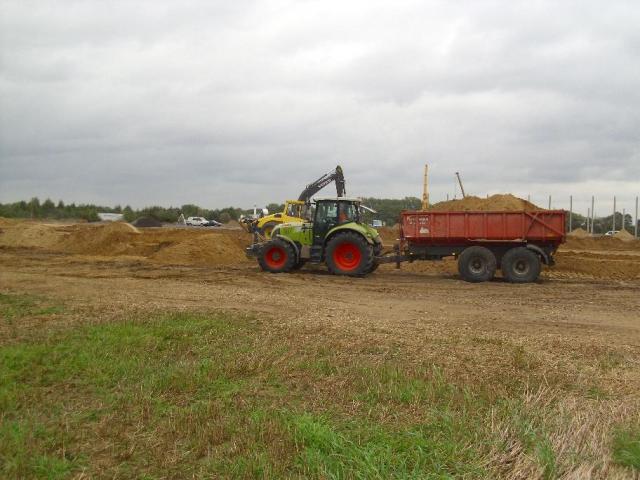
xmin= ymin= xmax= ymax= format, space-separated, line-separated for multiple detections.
xmin=0 ymin=197 xmax=636 ymax=233
xmin=0 ymin=198 xmax=245 ymax=224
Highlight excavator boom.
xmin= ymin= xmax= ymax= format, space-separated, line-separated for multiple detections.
xmin=298 ymin=166 xmax=346 ymax=202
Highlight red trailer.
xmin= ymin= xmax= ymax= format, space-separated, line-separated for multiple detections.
xmin=387 ymin=210 xmax=566 ymax=283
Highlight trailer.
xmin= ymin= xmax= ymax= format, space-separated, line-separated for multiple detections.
xmin=381 ymin=210 xmax=567 ymax=282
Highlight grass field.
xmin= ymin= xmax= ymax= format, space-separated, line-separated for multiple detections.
xmin=1 ymin=291 xmax=638 ymax=479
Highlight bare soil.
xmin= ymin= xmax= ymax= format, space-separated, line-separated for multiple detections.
xmin=1 ymin=220 xmax=639 ymax=374
xmin=1 ymin=219 xmax=640 ymax=477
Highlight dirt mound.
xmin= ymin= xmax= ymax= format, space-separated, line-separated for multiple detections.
xmin=568 ymin=228 xmax=589 ymax=238
xmin=429 ymin=194 xmax=542 ymax=212
xmin=61 ymin=222 xmax=141 ymax=256
xmin=0 ymin=220 xmax=252 ymax=265
xmin=151 ymin=233 xmax=247 ymax=266
xmin=615 ymin=229 xmax=636 ymax=242
xmin=562 ymin=235 xmax=640 ymax=252
xmin=132 ymin=217 xmax=163 ymax=228
xmin=0 ymin=222 xmax=65 ymax=249
xmin=0 ymin=217 xmax=19 ymax=226
xmin=552 ymin=251 xmax=640 ymax=280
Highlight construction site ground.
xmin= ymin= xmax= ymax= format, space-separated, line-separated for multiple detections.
xmin=1 ymin=219 xmax=639 ymax=479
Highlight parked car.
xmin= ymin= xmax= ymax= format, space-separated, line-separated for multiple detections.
xmin=186 ymin=216 xmax=208 ymax=226
xmin=205 ymin=219 xmax=222 ymax=227
xmin=604 ymin=230 xmax=619 ymax=236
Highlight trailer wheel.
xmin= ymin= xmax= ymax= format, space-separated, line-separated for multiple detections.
xmin=501 ymin=247 xmax=541 ymax=283
xmin=325 ymin=232 xmax=374 ymax=276
xmin=258 ymin=239 xmax=296 ymax=273
xmin=458 ymin=246 xmax=497 ymax=282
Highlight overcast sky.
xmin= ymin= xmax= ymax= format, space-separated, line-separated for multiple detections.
xmin=1 ymin=0 xmax=639 ymax=215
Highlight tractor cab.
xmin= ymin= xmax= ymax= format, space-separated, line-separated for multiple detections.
xmin=312 ymin=197 xmax=362 ymax=245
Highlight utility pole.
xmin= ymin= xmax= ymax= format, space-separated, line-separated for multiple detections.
xmin=548 ymin=195 xmax=551 ymax=209
xmin=421 ymin=164 xmax=429 ymax=210
xmin=455 ymin=172 xmax=466 ymax=198
xmin=587 ymin=208 xmax=590 ymax=233
xmin=569 ymin=195 xmax=573 ymax=232
xmin=613 ymin=196 xmax=616 ymax=231
xmin=634 ymin=197 xmax=638 ymax=238
xmin=591 ymin=196 xmax=595 ymax=234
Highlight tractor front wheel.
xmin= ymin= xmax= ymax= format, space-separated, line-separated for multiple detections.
xmin=325 ymin=232 xmax=374 ymax=276
xmin=258 ymin=239 xmax=296 ymax=273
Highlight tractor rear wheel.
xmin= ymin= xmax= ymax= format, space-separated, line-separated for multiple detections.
xmin=258 ymin=239 xmax=296 ymax=273
xmin=325 ymin=232 xmax=374 ymax=276
xmin=501 ymin=247 xmax=541 ymax=283
xmin=458 ymin=246 xmax=497 ymax=282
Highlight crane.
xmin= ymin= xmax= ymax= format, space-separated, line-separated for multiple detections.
xmin=455 ymin=172 xmax=466 ymax=198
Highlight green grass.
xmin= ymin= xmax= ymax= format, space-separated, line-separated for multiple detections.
xmin=612 ymin=426 xmax=640 ymax=469
xmin=0 ymin=292 xmax=637 ymax=479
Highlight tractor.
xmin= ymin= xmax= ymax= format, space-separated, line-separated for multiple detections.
xmin=248 ymin=166 xmax=347 ymax=238
xmin=246 ymin=197 xmax=383 ymax=276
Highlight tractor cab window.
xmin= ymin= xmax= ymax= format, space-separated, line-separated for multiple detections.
xmin=338 ymin=202 xmax=358 ymax=223
xmin=314 ymin=201 xmax=338 ymax=228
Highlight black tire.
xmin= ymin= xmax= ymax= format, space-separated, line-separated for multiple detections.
xmin=501 ymin=247 xmax=541 ymax=283
xmin=259 ymin=221 xmax=279 ymax=239
xmin=292 ymin=259 xmax=306 ymax=270
xmin=258 ymin=239 xmax=296 ymax=273
xmin=458 ymin=246 xmax=497 ymax=282
xmin=325 ymin=232 xmax=374 ymax=276
xmin=369 ymin=242 xmax=382 ymax=273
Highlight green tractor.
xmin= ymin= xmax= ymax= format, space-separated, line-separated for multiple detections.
xmin=246 ymin=197 xmax=383 ymax=276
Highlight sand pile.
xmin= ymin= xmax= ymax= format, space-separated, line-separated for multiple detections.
xmin=429 ymin=194 xmax=542 ymax=212
xmin=553 ymin=252 xmax=640 ymax=280
xmin=563 ymin=235 xmax=640 ymax=252
xmin=0 ymin=222 xmax=66 ymax=249
xmin=151 ymin=234 xmax=247 ymax=266
xmin=568 ymin=228 xmax=589 ymax=238
xmin=0 ymin=219 xmax=252 ymax=265
xmin=60 ymin=222 xmax=142 ymax=256
xmin=615 ymin=229 xmax=636 ymax=242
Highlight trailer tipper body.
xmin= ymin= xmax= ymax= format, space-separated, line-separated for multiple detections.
xmin=394 ymin=210 xmax=567 ymax=282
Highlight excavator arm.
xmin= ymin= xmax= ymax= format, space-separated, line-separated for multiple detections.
xmin=297 ymin=166 xmax=346 ymax=203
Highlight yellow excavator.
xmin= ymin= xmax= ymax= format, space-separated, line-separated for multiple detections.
xmin=246 ymin=166 xmax=346 ymax=238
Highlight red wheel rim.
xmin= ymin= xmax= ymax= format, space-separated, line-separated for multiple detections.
xmin=333 ymin=242 xmax=362 ymax=271
xmin=264 ymin=246 xmax=287 ymax=268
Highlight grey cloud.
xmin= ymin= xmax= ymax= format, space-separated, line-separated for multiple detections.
xmin=1 ymin=0 xmax=639 ymax=214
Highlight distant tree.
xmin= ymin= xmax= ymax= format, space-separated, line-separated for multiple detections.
xmin=265 ymin=203 xmax=285 ymax=214
xmin=219 ymin=212 xmax=231 ymax=223
xmin=122 ymin=205 xmax=135 ymax=222
xmin=28 ymin=197 xmax=40 ymax=218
